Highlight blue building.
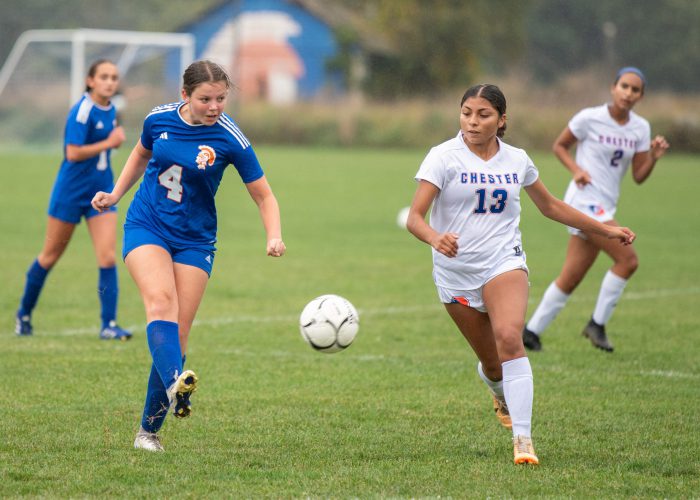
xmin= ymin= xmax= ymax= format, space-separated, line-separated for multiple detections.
xmin=181 ymin=0 xmax=344 ymax=104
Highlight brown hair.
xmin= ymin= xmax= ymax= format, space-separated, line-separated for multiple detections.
xmin=84 ymin=59 xmax=116 ymax=92
xmin=461 ymin=84 xmax=507 ymax=138
xmin=182 ymin=60 xmax=231 ymax=96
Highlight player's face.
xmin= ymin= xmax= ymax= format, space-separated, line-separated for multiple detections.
xmin=87 ymin=63 xmax=119 ymax=105
xmin=611 ymin=73 xmax=644 ymax=111
xmin=459 ymin=96 xmax=505 ymax=146
xmin=182 ymin=81 xmax=229 ymax=126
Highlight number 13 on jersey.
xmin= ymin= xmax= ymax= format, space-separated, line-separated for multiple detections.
xmin=158 ymin=165 xmax=183 ymax=202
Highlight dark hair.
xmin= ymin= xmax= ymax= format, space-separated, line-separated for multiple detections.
xmin=84 ymin=59 xmax=116 ymax=92
xmin=182 ymin=60 xmax=231 ymax=96
xmin=461 ymin=84 xmax=507 ymax=138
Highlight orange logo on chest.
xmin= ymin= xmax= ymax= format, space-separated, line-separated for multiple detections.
xmin=196 ymin=145 xmax=216 ymax=170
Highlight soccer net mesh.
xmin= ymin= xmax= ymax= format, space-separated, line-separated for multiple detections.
xmin=0 ymin=29 xmax=194 ymax=148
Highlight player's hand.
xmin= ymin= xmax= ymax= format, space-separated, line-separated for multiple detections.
xmin=267 ymin=238 xmax=286 ymax=257
xmin=91 ymin=191 xmax=118 ymax=212
xmin=650 ymin=135 xmax=669 ymax=160
xmin=430 ymin=232 xmax=459 ymax=258
xmin=108 ymin=126 xmax=126 ymax=149
xmin=608 ymin=226 xmax=636 ymax=245
xmin=573 ymin=168 xmax=592 ymax=187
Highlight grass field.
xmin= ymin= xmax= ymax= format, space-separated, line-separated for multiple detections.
xmin=1 ymin=146 xmax=699 ymax=497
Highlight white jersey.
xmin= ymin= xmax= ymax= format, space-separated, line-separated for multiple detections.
xmin=415 ymin=132 xmax=539 ymax=290
xmin=564 ymin=104 xmax=650 ymax=210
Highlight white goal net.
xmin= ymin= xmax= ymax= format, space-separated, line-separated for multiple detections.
xmin=0 ymin=29 xmax=194 ymax=148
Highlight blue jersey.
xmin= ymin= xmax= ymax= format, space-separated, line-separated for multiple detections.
xmin=49 ymin=93 xmax=118 ymax=208
xmin=125 ymin=102 xmax=264 ymax=250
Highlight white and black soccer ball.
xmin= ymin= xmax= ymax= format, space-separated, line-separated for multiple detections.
xmin=299 ymin=294 xmax=359 ymax=353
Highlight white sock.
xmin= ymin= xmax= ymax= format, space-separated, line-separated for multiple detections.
xmin=477 ymin=362 xmax=505 ymax=402
xmin=592 ymin=270 xmax=628 ymax=325
xmin=502 ymin=357 xmax=533 ymax=438
xmin=526 ymin=282 xmax=570 ymax=335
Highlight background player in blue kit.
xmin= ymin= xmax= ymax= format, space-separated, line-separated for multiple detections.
xmin=406 ymin=84 xmax=635 ymax=465
xmin=522 ymin=67 xmax=670 ymax=352
xmin=92 ymin=60 xmax=286 ymax=452
xmin=15 ymin=59 xmax=131 ymax=340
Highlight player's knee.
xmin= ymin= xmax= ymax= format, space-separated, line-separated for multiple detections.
xmin=145 ymin=291 xmax=178 ymax=319
xmin=496 ymin=327 xmax=526 ymax=359
xmin=97 ymin=250 xmax=117 ymax=268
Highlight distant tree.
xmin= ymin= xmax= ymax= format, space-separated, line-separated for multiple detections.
xmin=526 ymin=0 xmax=700 ymax=92
xmin=336 ymin=0 xmax=528 ymax=99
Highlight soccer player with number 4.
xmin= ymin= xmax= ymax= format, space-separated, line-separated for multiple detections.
xmin=523 ymin=67 xmax=670 ymax=353
xmin=406 ymin=84 xmax=635 ymax=465
xmin=92 ymin=60 xmax=285 ymax=452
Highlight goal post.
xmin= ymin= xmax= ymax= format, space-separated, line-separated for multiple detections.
xmin=0 ymin=28 xmax=195 ymax=147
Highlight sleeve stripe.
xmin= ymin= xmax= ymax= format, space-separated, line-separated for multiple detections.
xmin=76 ymin=99 xmax=93 ymax=124
xmin=218 ymin=115 xmax=250 ymax=148
xmin=146 ymin=102 xmax=180 ymax=119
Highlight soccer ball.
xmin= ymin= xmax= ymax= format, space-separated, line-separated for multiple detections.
xmin=299 ymin=294 xmax=359 ymax=353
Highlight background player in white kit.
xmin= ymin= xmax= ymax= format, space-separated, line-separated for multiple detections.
xmin=522 ymin=67 xmax=670 ymax=353
xmin=406 ymin=84 xmax=635 ymax=465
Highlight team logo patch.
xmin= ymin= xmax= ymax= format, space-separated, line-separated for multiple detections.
xmin=451 ymin=296 xmax=470 ymax=307
xmin=196 ymin=145 xmax=216 ymax=170
xmin=588 ymin=204 xmax=606 ymax=217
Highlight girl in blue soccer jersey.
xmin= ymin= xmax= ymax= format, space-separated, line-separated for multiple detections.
xmin=92 ymin=60 xmax=286 ymax=452
xmin=406 ymin=84 xmax=635 ymax=465
xmin=522 ymin=67 xmax=670 ymax=353
xmin=15 ymin=59 xmax=131 ymax=340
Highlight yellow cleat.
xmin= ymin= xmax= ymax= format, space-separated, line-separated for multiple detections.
xmin=492 ymin=395 xmax=512 ymax=429
xmin=513 ymin=435 xmax=539 ymax=465
xmin=167 ymin=369 xmax=198 ymax=418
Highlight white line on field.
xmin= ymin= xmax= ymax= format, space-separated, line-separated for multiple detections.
xmin=46 ymin=285 xmax=700 ymax=337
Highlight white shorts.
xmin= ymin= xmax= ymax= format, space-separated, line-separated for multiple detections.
xmin=565 ymin=193 xmax=616 ymax=238
xmin=436 ymin=254 xmax=528 ymax=313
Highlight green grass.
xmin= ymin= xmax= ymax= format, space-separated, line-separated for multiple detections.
xmin=1 ymin=146 xmax=698 ymax=497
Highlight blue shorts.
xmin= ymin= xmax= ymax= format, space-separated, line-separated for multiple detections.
xmin=123 ymin=224 xmax=215 ymax=276
xmin=48 ymin=199 xmax=116 ymax=224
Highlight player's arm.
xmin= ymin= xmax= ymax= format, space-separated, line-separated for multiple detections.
xmin=91 ymin=140 xmax=151 ymax=212
xmin=525 ymin=179 xmax=635 ymax=245
xmin=406 ymin=180 xmax=459 ymax=258
xmin=65 ymin=126 xmax=126 ymax=162
xmin=631 ymin=135 xmax=670 ymax=184
xmin=244 ymin=175 xmax=285 ymax=257
xmin=553 ymin=126 xmax=590 ymax=187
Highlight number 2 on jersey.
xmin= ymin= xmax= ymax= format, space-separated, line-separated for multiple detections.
xmin=610 ymin=149 xmax=623 ymax=167
xmin=158 ymin=165 xmax=183 ymax=202
xmin=474 ymin=188 xmax=507 ymax=214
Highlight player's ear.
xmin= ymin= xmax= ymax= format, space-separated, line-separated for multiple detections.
xmin=181 ymin=89 xmax=189 ymax=102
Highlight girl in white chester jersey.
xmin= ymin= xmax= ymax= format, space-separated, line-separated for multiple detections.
xmin=522 ymin=67 xmax=669 ymax=353
xmin=406 ymin=84 xmax=635 ymax=465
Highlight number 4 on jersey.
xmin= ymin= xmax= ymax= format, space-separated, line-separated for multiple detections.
xmin=158 ymin=165 xmax=183 ymax=202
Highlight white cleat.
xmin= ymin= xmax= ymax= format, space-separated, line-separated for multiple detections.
xmin=134 ymin=428 xmax=164 ymax=452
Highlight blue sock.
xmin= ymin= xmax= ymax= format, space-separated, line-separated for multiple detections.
xmin=139 ymin=354 xmax=189 ymax=433
xmin=18 ymin=259 xmax=50 ymax=316
xmin=98 ymin=266 xmax=118 ymax=328
xmin=146 ymin=320 xmax=183 ymax=389
xmin=140 ymin=363 xmax=169 ymax=433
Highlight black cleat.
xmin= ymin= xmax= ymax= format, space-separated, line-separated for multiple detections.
xmin=522 ymin=327 xmax=542 ymax=351
xmin=582 ymin=318 xmax=614 ymax=352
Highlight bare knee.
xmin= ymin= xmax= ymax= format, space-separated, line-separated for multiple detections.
xmin=96 ymin=249 xmax=117 ymax=268
xmin=37 ymin=249 xmax=65 ymax=269
xmin=144 ymin=290 xmax=178 ymax=320
xmin=616 ymin=254 xmax=639 ymax=277
xmin=495 ymin=326 xmax=526 ymax=361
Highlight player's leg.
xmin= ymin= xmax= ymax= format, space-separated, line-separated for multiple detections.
xmin=580 ymin=220 xmax=638 ymax=352
xmin=523 ymin=234 xmax=599 ymax=350
xmin=166 ymin=261 xmax=209 ymax=418
xmin=444 ymin=302 xmax=510 ymax=428
xmin=483 ymin=270 xmax=538 ymax=464
xmin=16 ymin=216 xmax=76 ymax=335
xmin=86 ymin=211 xmax=131 ymax=340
